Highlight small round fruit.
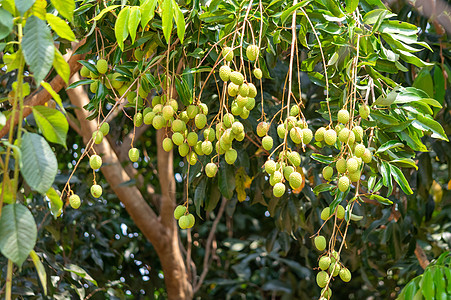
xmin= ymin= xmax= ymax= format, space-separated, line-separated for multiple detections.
xmin=96 ymin=59 xmax=108 ymax=74
xmin=69 ymin=194 xmax=81 ymax=209
xmin=152 ymin=115 xmax=166 ymax=130
xmin=359 ymin=104 xmax=370 ymax=119
xmin=186 ymin=105 xmax=199 ymax=119
xmin=89 ymin=155 xmax=102 ymax=170
xmin=256 ymin=122 xmax=269 ymax=137
xmin=246 ymin=44 xmax=259 ymax=61
xmin=230 ymin=71 xmax=244 ymax=86
xmin=362 ymin=149 xmax=372 ymax=163
xmin=228 ymin=82 xmax=239 ymax=97
xmin=347 ymin=157 xmax=359 ymax=173
xmin=80 ymin=66 xmax=90 ymax=77
xmin=239 ymin=83 xmax=249 ymax=97
xmin=204 ymin=128 xmax=215 ymax=142
xmin=290 ymin=105 xmax=300 ymax=116
xmin=321 ymin=207 xmax=330 ymax=220
xmin=194 ymin=114 xmax=207 ymax=130
xmin=186 ymin=213 xmax=195 ymax=228
xmin=253 ymin=68 xmax=263 ymax=79
xmin=178 ymin=143 xmax=190 ymax=157
xmin=187 ymin=132 xmax=198 ymax=147
xmin=322 ymin=166 xmax=333 ymax=181
xmin=302 ymin=128 xmax=313 ymax=144
xmin=134 ymin=112 xmax=143 ymax=127
xmin=223 ymin=113 xmax=234 ymax=128
xmin=329 ymin=263 xmax=341 ymax=276
xmin=205 ymin=163 xmax=218 ymax=177
xmin=349 ymin=170 xmax=361 ymax=182
xmin=290 ymin=127 xmax=303 ymax=144
xmin=178 ymin=215 xmax=190 ymax=229
xmin=129 ymin=148 xmax=139 ymax=162
xmin=194 ymin=141 xmax=204 ymax=156
xmin=201 ymin=140 xmax=213 ymax=155
xmin=287 ymin=151 xmax=301 ymax=166
xmin=337 ymin=109 xmax=350 ymax=124
xmin=338 ymin=127 xmax=350 ymax=143
xmin=265 ymin=160 xmax=277 ymax=174
xmin=336 ymin=205 xmax=345 ymax=219
xmin=187 ymin=152 xmax=198 ymax=165
xmin=353 ymin=126 xmax=364 ymax=141
xmin=144 ymin=111 xmax=156 ymax=125
xmin=277 ymin=124 xmax=286 ymax=139
xmin=172 ymin=119 xmax=186 ymax=132
xmin=336 ymin=158 xmax=347 ymax=174
xmin=99 ymin=123 xmax=110 ymax=136
xmin=321 ymin=287 xmax=332 ymax=299
xmin=288 ymin=172 xmax=303 ymax=189
xmin=283 ymin=166 xmax=294 ymax=180
xmin=91 ymin=184 xmax=102 ymax=198
xmin=314 ymin=235 xmax=327 ymax=251
xmin=316 ymin=271 xmax=329 ymax=288
xmin=225 ymin=148 xmax=237 ymax=164
xmin=319 ymin=256 xmax=331 ymax=271
xmin=174 ymin=205 xmax=186 ymax=220
xmin=219 ymin=65 xmax=231 ymax=81
xmin=324 ymin=129 xmax=337 ymax=145
xmin=222 ymin=47 xmax=234 ymax=61
xmin=338 ymin=176 xmax=350 ymax=192
xmin=172 ymin=132 xmax=185 ymax=146
xmin=315 ymin=127 xmax=326 ymax=142
xmin=354 ymin=144 xmax=366 ymax=158
xmin=162 ymin=105 xmax=174 ymax=121
xmin=163 ymin=137 xmax=173 ymax=152
xmin=232 ymin=122 xmax=244 ymax=135
xmin=247 ymin=83 xmax=257 ymax=98
xmin=270 ymin=171 xmax=283 ymax=185
xmin=92 ymin=130 xmax=103 ymax=144
xmin=273 ymin=182 xmax=286 ymax=197
xmin=90 ymin=81 xmax=98 ymax=93
xmin=339 ymin=268 xmax=351 ymax=282
xmin=262 ymin=136 xmax=273 ymax=151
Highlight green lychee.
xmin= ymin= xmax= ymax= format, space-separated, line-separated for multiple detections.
xmin=288 ymin=171 xmax=303 ymax=189
xmin=246 ymin=44 xmax=259 ymax=61
xmin=219 ymin=65 xmax=231 ymax=81
xmin=273 ymin=182 xmax=286 ymax=197
xmin=322 ymin=166 xmax=333 ymax=181
xmin=205 ymin=162 xmax=218 ymax=177
xmin=321 ymin=207 xmax=330 ymax=220
xmin=163 ymin=137 xmax=173 ymax=152
xmin=315 ymin=127 xmax=326 ymax=142
xmin=69 ymin=194 xmax=81 ymax=209
xmin=314 ymin=235 xmax=327 ymax=251
xmin=129 ymin=148 xmax=139 ymax=162
xmin=91 ymin=184 xmax=102 ymax=198
xmin=316 ymin=271 xmax=329 ymax=288
xmin=324 ymin=129 xmax=337 ymax=145
xmin=230 ymin=71 xmax=244 ymax=86
xmin=338 ymin=176 xmax=350 ymax=192
xmin=174 ymin=205 xmax=186 ymax=220
xmin=253 ymin=68 xmax=262 ymax=79
xmin=337 ymin=109 xmax=350 ymax=124
xmin=89 ymin=155 xmax=102 ymax=170
xmin=262 ymin=136 xmax=273 ymax=151
xmin=96 ymin=59 xmax=108 ymax=74
xmin=222 ymin=47 xmax=234 ymax=61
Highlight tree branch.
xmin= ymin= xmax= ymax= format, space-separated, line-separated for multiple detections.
xmin=415 ymin=242 xmax=430 ymax=270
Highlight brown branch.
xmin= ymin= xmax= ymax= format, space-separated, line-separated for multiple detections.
xmin=0 ymin=38 xmax=87 ymax=138
xmin=414 ymin=242 xmax=430 ymax=270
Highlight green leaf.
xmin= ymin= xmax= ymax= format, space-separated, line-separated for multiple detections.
xmin=345 ymin=0 xmax=358 ymax=13
xmin=66 ymin=79 xmax=95 ymax=89
xmin=20 ymin=132 xmax=58 ymax=194
xmin=313 ymin=183 xmax=334 ymax=195
xmin=0 ymin=203 xmax=37 ymax=267
xmin=421 ymin=268 xmax=434 ymax=299
xmin=413 ymin=68 xmax=434 ymax=98
xmin=53 ymin=47 xmax=70 ymax=85
xmin=50 ymin=0 xmax=75 ymax=22
xmin=32 ymin=106 xmax=68 ymax=146
xmin=91 ymin=5 xmax=120 ymax=21
xmin=376 ymin=140 xmax=404 ymax=154
xmin=379 ymin=20 xmax=418 ymax=35
xmin=115 ymin=7 xmax=130 ymax=50
xmin=321 ymin=0 xmax=344 ymax=17
xmin=311 ymin=153 xmax=334 ymax=164
xmin=0 ymin=8 xmax=14 ymax=39
xmin=22 ymin=16 xmax=55 ymax=85
xmin=194 ymin=177 xmax=206 ymax=217
xmin=280 ymin=0 xmax=311 ymax=24
xmin=380 ymin=161 xmax=391 ymax=187
xmin=390 ymin=158 xmax=418 ymax=170
xmin=172 ymin=0 xmax=185 ymax=43
xmin=161 ymin=0 xmax=173 ymax=43
xmin=15 ymin=0 xmax=35 ymax=15
xmin=390 ymin=164 xmax=413 ymax=194
xmin=41 ymin=81 xmax=65 ymax=113
xmin=128 ymin=6 xmax=141 ymax=44
xmin=140 ymin=0 xmax=157 ymax=28
xmin=363 ymin=9 xmax=395 ymax=25
xmin=218 ymin=161 xmax=235 ymax=200
xmin=411 ymin=114 xmax=449 ymax=141
xmin=46 ymin=14 xmax=75 ymax=41
xmin=30 ymin=250 xmax=47 ymax=295
xmin=398 ymin=49 xmax=433 ymax=68
xmin=63 ymin=264 xmax=98 ymax=286
xmin=433 ymin=66 xmax=445 ymax=104
xmin=45 ymin=187 xmax=63 ymax=217
xmin=370 ymin=194 xmax=393 ymax=205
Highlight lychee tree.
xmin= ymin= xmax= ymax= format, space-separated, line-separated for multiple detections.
xmin=0 ymin=0 xmax=450 ymax=299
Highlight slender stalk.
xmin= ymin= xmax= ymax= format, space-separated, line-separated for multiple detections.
xmin=5 ymin=259 xmax=13 ymax=300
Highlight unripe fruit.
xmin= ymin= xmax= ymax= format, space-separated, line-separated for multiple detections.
xmin=90 ymin=71 xmax=98 ymax=79
xmin=96 ymin=59 xmax=108 ymax=74
xmin=187 ymin=132 xmax=198 ymax=147
xmin=348 ymin=131 xmax=356 ymax=145
xmin=302 ymin=128 xmax=313 ymax=144
xmin=174 ymin=205 xmax=186 ymax=219
xmin=230 ymin=71 xmax=244 ymax=86
xmin=219 ymin=65 xmax=231 ymax=81
xmin=162 ymin=105 xmax=174 ymax=120
xmin=265 ymin=160 xmax=277 ymax=174
xmin=231 ymin=122 xmax=244 ymax=135
xmin=347 ymin=157 xmax=359 ymax=173
xmin=178 ymin=143 xmax=189 ymax=157
xmin=329 ymin=262 xmax=341 ymax=276
xmin=179 ymin=111 xmax=189 ymax=123
xmin=134 ymin=112 xmax=143 ymax=127
xmin=200 ymin=102 xmax=208 ymax=114
xmin=277 ymin=124 xmax=286 ymax=139
xmin=90 ymin=81 xmax=98 ymax=93
xmin=163 ymin=137 xmax=173 ymax=152
xmin=359 ymin=104 xmax=370 ymax=119
xmin=194 ymin=141 xmax=204 ymax=156
xmin=80 ymin=66 xmax=90 ymax=77
xmin=287 ymin=151 xmax=301 ymax=166
xmin=289 ymin=172 xmax=303 ymax=189
xmin=262 ymin=136 xmax=273 ymax=151
xmin=245 ymin=97 xmax=256 ymax=110
xmin=271 ymin=171 xmax=283 ymax=185
xmin=319 ymin=256 xmax=331 ymax=271
xmin=247 ymin=83 xmax=257 ymax=98
xmin=353 ymin=126 xmax=364 ymax=141
xmin=239 ymin=83 xmax=249 ymax=97
xmin=194 ymin=114 xmax=207 ymax=129
xmin=92 ymin=130 xmax=103 ymax=144
xmin=186 ymin=105 xmax=198 ymax=119
xmin=91 ymin=184 xmax=102 ymax=198
xmin=152 ymin=95 xmax=161 ymax=107
xmin=153 ymin=103 xmax=163 ymax=114
xmin=316 ymin=271 xmax=329 ymax=288
xmin=231 ymin=105 xmax=241 ymax=117
xmin=186 ymin=213 xmax=195 ymax=228
xmin=178 ymin=215 xmax=190 ymax=229
xmin=314 ymin=235 xmax=327 ymax=251
xmin=152 ymin=115 xmax=166 ymax=130
xmin=129 ymin=148 xmax=139 ymax=162
xmin=290 ymin=127 xmax=303 ymax=144
xmin=246 ymin=44 xmax=259 ymax=61
xmin=336 ymin=205 xmax=345 ymax=219
xmin=112 ymin=73 xmax=123 ymax=89
xmin=253 ymin=68 xmax=263 ymax=79
xmin=201 ymin=140 xmax=213 ymax=155
xmin=324 ymin=129 xmax=337 ymax=145
xmin=273 ymin=182 xmax=286 ymax=197
xmin=321 ymin=287 xmax=332 ymax=299
xmin=338 ymin=176 xmax=350 ymax=192
xmin=256 ymin=122 xmax=269 ymax=137
xmin=222 ymin=47 xmax=234 ymax=61
xmin=172 ymin=132 xmax=185 ymax=146
xmin=283 ymin=166 xmax=294 ymax=180
xmin=338 ymin=127 xmax=350 ymax=143
xmin=236 ymin=131 xmax=245 ymax=141
xmin=315 ymin=127 xmax=326 ymax=142
xmin=90 ymin=155 xmax=102 ymax=170
xmin=362 ymin=148 xmax=372 ymax=163
xmin=99 ymin=123 xmax=110 ymax=136
xmin=228 ymin=82 xmax=239 ymax=97
xmin=322 ymin=166 xmax=333 ymax=181
xmin=285 ymin=116 xmax=296 ymax=131
xmin=337 ymin=109 xmax=350 ymax=124
xmin=354 ymin=144 xmax=366 ymax=158
xmin=223 ymin=113 xmax=234 ymax=128
xmin=187 ymin=151 xmax=197 ymax=165
xmin=205 ymin=163 xmax=218 ymax=177
xmin=339 ymin=268 xmax=351 ymax=282
xmin=204 ymin=128 xmax=215 ymax=141
xmin=331 ymin=250 xmax=340 ymax=262
xmin=321 ymin=207 xmax=330 ymax=220
xmin=69 ymin=194 xmax=81 ymax=209
xmin=236 ymin=95 xmax=248 ymax=107
xmin=171 ymin=119 xmax=185 ymax=132
xmin=289 ymin=105 xmax=300 ymax=116
xmin=336 ymin=158 xmax=347 ymax=174
xmin=225 ymin=148 xmax=237 ymax=164
xmin=240 ymin=105 xmax=249 ymax=118
xmin=349 ymin=170 xmax=361 ymax=182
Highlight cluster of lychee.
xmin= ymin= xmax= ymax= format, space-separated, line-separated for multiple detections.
xmin=316 ymin=106 xmax=372 ymax=193
xmin=314 ymin=205 xmax=351 ymax=298
xmin=173 ymin=205 xmax=195 ymax=229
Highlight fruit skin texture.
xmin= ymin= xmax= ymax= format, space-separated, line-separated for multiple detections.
xmin=205 ymin=163 xmax=218 ymax=177
xmin=230 ymin=71 xmax=244 ymax=85
xmin=90 ymin=155 xmax=102 ymax=170
xmin=316 ymin=271 xmax=329 ymax=288
xmin=129 ymin=148 xmax=139 ymax=162
xmin=324 ymin=129 xmax=337 ymax=145
xmin=80 ymin=66 xmax=90 ymax=77
xmin=99 ymin=123 xmax=110 ymax=136
xmin=228 ymin=83 xmax=239 ymax=97
xmin=134 ymin=112 xmax=143 ymax=127
xmin=96 ymin=59 xmax=108 ymax=74
xmin=337 ymin=109 xmax=350 ymax=124
xmin=338 ymin=127 xmax=350 ymax=143
xmin=322 ymin=166 xmax=333 ymax=181
xmin=321 ymin=207 xmax=330 ymax=220
xmin=302 ymin=128 xmax=313 ymax=144
xmin=92 ymin=130 xmax=103 ymax=144
xmin=319 ymin=256 xmax=331 ymax=271
xmin=354 ymin=143 xmax=366 ymax=158
xmin=262 ymin=136 xmax=273 ymax=151
xmin=256 ymin=122 xmax=269 ymax=137
xmin=329 ymin=262 xmax=341 ymax=276
xmin=91 ymin=184 xmax=102 ymax=198
xmin=225 ymin=149 xmax=237 ymax=164
xmin=347 ymin=157 xmax=359 ymax=173
xmin=265 ymin=160 xmax=277 ymax=174
xmin=289 ymin=172 xmax=303 ymax=189
xmin=253 ymin=68 xmax=262 ymax=79
xmin=162 ymin=105 xmax=174 ymax=120
xmin=219 ymin=65 xmax=231 ymax=81
xmin=359 ymin=104 xmax=370 ymax=119
xmin=186 ymin=214 xmax=195 ymax=228
xmin=338 ymin=176 xmax=350 ymax=192
xmin=174 ymin=205 xmax=187 ymax=219
xmin=339 ymin=268 xmax=352 ymax=282
xmin=336 ymin=205 xmax=345 ymax=219
xmin=273 ymin=182 xmax=286 ymax=197
xmin=315 ymin=127 xmax=326 ymax=141
xmin=247 ymin=83 xmax=257 ymax=98
xmin=178 ymin=215 xmax=190 ymax=229
xmin=314 ymin=235 xmax=327 ymax=251
xmin=362 ymin=149 xmax=372 ymax=163
xmin=69 ymin=194 xmax=81 ymax=209
xmin=222 ymin=47 xmax=234 ymax=61
xmin=162 ymin=137 xmax=173 ymax=152
xmin=336 ymin=158 xmax=347 ymax=174
xmin=246 ymin=44 xmax=259 ymax=61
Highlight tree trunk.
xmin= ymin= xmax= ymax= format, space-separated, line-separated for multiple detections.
xmin=67 ymin=72 xmax=193 ymax=299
